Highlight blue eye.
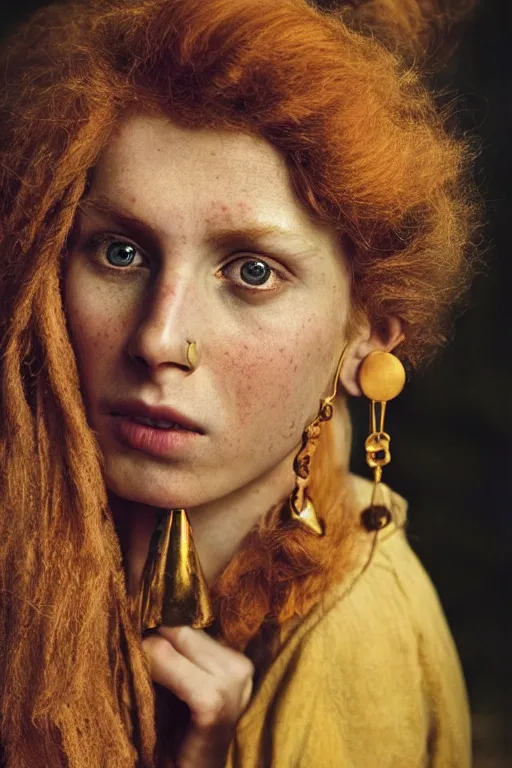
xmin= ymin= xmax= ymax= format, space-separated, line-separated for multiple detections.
xmin=219 ymin=257 xmax=283 ymax=293
xmin=82 ymin=234 xmax=145 ymax=270
xmin=83 ymin=233 xmax=286 ymax=294
xmin=239 ymin=260 xmax=272 ymax=286
xmin=106 ymin=241 xmax=138 ymax=267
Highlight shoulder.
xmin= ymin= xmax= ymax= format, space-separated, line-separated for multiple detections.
xmin=342 ymin=475 xmax=463 ymax=659
xmin=280 ymin=473 xmax=427 ymax=652
xmin=231 ymin=477 xmax=470 ymax=766
xmin=291 ymin=476 xmax=443 ymax=670
xmin=297 ymin=475 xmax=465 ymax=683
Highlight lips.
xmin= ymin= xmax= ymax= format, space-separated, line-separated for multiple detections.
xmin=108 ymin=399 xmax=204 ymax=434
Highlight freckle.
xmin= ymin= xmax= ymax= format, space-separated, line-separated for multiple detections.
xmin=278 ymin=347 xmax=284 ymax=353
xmin=243 ymin=344 xmax=248 ymax=350
xmin=293 ymin=364 xmax=298 ymax=372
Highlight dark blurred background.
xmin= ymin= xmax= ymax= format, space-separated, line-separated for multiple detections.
xmin=1 ymin=1 xmax=510 ymax=765
xmin=352 ymin=2 xmax=512 ymax=765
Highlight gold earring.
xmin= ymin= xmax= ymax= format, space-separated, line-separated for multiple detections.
xmin=286 ymin=344 xmax=349 ymax=536
xmin=137 ymin=509 xmax=214 ymax=633
xmin=359 ymin=351 xmax=406 ymax=531
xmin=186 ymin=340 xmax=199 ymax=370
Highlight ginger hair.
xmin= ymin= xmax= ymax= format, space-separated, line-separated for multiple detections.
xmin=0 ymin=0 xmax=480 ymax=765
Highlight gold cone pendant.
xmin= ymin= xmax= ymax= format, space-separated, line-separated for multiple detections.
xmin=137 ymin=509 xmax=214 ymax=633
xmin=288 ymin=494 xmax=323 ymax=536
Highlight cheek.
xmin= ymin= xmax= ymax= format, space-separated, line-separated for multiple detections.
xmin=229 ymin=349 xmax=294 ymax=427
xmin=63 ymin=266 xmax=125 ymax=378
xmin=218 ymin=319 xmax=331 ymax=438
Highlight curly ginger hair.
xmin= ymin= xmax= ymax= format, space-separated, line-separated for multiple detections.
xmin=0 ymin=0 xmax=480 ymax=765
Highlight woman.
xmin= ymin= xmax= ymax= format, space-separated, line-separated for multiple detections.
xmin=0 ymin=0 xmax=479 ymax=765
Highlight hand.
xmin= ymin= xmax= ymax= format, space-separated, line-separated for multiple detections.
xmin=142 ymin=625 xmax=254 ymax=767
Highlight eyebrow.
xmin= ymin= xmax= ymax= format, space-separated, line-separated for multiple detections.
xmin=78 ymin=194 xmax=320 ymax=254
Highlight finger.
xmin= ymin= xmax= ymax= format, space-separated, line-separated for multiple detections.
xmin=143 ymin=633 xmax=212 ymax=704
xmin=143 ymin=634 xmax=242 ymax=729
xmin=157 ymin=626 xmax=253 ymax=681
xmin=157 ymin=626 xmax=223 ymax=674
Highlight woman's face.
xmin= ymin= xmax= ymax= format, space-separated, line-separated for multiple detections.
xmin=63 ymin=114 xmax=350 ymax=509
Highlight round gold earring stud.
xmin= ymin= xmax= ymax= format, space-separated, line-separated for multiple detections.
xmin=359 ymin=350 xmax=406 ymax=402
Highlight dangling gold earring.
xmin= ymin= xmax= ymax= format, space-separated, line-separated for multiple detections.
xmin=137 ymin=508 xmax=214 ymax=634
xmin=286 ymin=343 xmax=349 ymax=536
xmin=358 ymin=351 xmax=406 ymax=531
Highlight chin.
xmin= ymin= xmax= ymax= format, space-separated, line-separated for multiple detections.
xmin=103 ymin=456 xmax=239 ymax=510
xmin=104 ymin=473 xmax=189 ymax=510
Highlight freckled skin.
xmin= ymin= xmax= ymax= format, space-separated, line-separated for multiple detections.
xmin=63 ymin=114 xmax=354 ymax=580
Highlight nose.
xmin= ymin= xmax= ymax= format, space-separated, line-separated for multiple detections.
xmin=126 ymin=273 xmax=201 ymax=374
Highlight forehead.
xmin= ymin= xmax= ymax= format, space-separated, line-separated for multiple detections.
xmin=90 ymin=114 xmax=334 ymax=244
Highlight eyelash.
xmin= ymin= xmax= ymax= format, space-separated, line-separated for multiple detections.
xmin=82 ymin=233 xmax=286 ymax=294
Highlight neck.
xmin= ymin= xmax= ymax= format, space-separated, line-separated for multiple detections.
xmin=187 ymin=445 xmax=298 ymax=583
xmin=110 ymin=443 xmax=299 ymax=597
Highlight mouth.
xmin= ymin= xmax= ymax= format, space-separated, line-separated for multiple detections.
xmin=109 ymin=412 xmax=203 ymax=458
xmin=107 ymin=399 xmax=205 ymax=434
xmin=110 ymin=413 xmax=197 ymax=432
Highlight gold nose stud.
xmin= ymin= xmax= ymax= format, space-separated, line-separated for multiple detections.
xmin=186 ymin=341 xmax=199 ymax=370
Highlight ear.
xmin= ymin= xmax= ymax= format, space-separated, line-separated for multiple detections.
xmin=339 ymin=316 xmax=405 ymax=397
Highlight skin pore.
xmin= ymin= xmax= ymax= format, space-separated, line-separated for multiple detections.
xmin=63 ymin=113 xmax=401 ymax=596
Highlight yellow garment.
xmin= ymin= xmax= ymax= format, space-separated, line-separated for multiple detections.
xmin=226 ymin=476 xmax=470 ymax=768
